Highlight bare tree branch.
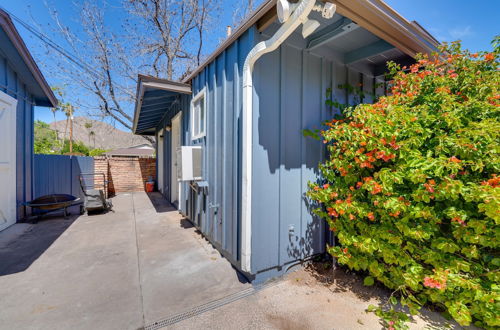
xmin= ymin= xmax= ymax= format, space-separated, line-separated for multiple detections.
xmin=37 ymin=0 xmax=221 ymax=144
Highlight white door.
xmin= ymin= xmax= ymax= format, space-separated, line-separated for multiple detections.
xmin=0 ymin=91 xmax=17 ymax=232
xmin=157 ymin=129 xmax=164 ymax=194
xmin=171 ymin=113 xmax=182 ymax=206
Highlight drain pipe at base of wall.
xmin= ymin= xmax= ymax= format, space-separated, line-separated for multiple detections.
xmin=240 ymin=0 xmax=336 ymax=273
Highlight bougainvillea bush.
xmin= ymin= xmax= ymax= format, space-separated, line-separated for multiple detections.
xmin=307 ymin=40 xmax=499 ymax=329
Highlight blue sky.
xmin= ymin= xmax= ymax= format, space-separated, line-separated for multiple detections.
xmin=1 ymin=0 xmax=498 ymax=129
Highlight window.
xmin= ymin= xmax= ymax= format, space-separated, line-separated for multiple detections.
xmin=191 ymin=89 xmax=206 ymax=140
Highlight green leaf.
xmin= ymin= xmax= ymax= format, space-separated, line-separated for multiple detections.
xmin=364 ymin=276 xmax=375 ymax=286
xmin=302 ymin=129 xmax=320 ymax=140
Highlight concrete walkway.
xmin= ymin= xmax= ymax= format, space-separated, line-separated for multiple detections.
xmin=0 ymin=192 xmax=249 ymax=330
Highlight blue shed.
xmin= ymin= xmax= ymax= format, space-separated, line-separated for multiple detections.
xmin=133 ymin=0 xmax=438 ymax=282
xmin=0 ymin=9 xmax=57 ymax=231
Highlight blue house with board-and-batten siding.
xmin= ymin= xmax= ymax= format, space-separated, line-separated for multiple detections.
xmin=0 ymin=9 xmax=57 ymax=231
xmin=133 ymin=0 xmax=439 ymax=282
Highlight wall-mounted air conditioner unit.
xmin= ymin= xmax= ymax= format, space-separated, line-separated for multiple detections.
xmin=177 ymin=146 xmax=202 ymax=181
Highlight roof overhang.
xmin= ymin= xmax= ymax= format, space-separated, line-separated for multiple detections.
xmin=133 ymin=74 xmax=191 ymax=135
xmin=0 ymin=9 xmax=57 ymax=107
xmin=182 ymin=0 xmax=439 ymax=83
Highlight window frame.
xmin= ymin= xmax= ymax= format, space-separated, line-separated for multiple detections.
xmin=190 ymin=88 xmax=206 ymax=140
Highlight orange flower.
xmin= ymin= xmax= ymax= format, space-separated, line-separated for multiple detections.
xmin=339 ymin=167 xmax=348 ymax=176
xmin=389 ymin=137 xmax=400 ymax=150
xmin=449 ymin=156 xmax=461 ymax=163
xmin=360 ymin=162 xmax=374 ymax=169
xmin=481 ymin=175 xmax=500 ymax=188
xmin=424 ymin=180 xmax=436 ymax=193
xmin=367 ymin=212 xmax=375 ymax=221
xmin=371 ymin=184 xmax=382 ymax=195
xmin=323 ymin=184 xmax=330 ymax=189
xmin=327 ymin=207 xmax=338 ymax=218
xmin=349 ymin=214 xmax=356 ymax=220
xmin=484 ymin=53 xmax=495 ymax=61
xmin=451 ymin=216 xmax=465 ymax=226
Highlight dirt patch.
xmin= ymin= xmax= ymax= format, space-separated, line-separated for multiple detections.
xmin=265 ymin=313 xmax=312 ymax=330
xmin=281 ymin=261 xmax=466 ymax=330
xmin=288 ymin=261 xmax=387 ymax=301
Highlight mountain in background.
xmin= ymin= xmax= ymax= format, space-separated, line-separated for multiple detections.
xmin=50 ymin=117 xmax=151 ymax=150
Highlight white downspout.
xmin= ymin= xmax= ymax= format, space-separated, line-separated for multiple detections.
xmin=240 ymin=0 xmax=319 ymax=273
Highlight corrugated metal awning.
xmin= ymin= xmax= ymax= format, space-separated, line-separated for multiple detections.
xmin=133 ymin=75 xmax=191 ymax=135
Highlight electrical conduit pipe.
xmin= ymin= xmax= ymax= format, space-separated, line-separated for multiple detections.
xmin=240 ymin=0 xmax=322 ymax=273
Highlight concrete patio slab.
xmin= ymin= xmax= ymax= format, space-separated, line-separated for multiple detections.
xmin=133 ymin=192 xmax=249 ymax=324
xmin=0 ymin=192 xmax=249 ymax=330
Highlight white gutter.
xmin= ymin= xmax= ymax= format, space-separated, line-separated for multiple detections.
xmin=240 ymin=0 xmax=321 ymax=273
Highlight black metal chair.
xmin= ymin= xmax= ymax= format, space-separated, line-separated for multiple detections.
xmin=79 ymin=173 xmax=113 ymax=214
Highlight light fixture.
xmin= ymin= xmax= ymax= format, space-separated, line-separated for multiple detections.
xmin=302 ymin=19 xmax=320 ymax=38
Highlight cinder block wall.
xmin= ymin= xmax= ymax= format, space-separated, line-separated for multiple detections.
xmin=93 ymin=156 xmax=156 ymax=195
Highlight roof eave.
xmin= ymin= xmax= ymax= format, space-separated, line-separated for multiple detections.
xmin=0 ymin=9 xmax=57 ymax=108
xmin=133 ymin=74 xmax=191 ymax=135
xmin=182 ymin=0 xmax=439 ymax=83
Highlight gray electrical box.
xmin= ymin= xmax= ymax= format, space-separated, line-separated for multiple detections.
xmin=177 ymin=146 xmax=203 ymax=181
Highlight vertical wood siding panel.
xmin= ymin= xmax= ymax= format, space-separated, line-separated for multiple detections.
xmin=233 ymin=38 xmax=242 ymax=261
xmin=333 ymin=62 xmax=346 ymax=110
xmin=215 ymin=54 xmax=224 ymax=246
xmin=199 ymin=68 xmax=208 ymax=231
xmin=207 ymin=62 xmax=215 ymax=238
xmin=278 ymin=45 xmax=303 ymax=265
xmin=251 ymin=47 xmax=280 ymax=272
xmin=348 ymin=67 xmax=360 ymax=105
xmin=224 ymin=43 xmax=237 ymax=256
xmin=0 ymin=56 xmax=6 ymax=93
xmin=375 ymin=75 xmax=385 ymax=99
xmin=363 ymin=74 xmax=374 ymax=104
xmin=301 ymin=53 xmax=323 ymax=257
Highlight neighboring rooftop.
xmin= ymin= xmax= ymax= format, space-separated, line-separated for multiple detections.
xmin=104 ymin=146 xmax=155 ymax=157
